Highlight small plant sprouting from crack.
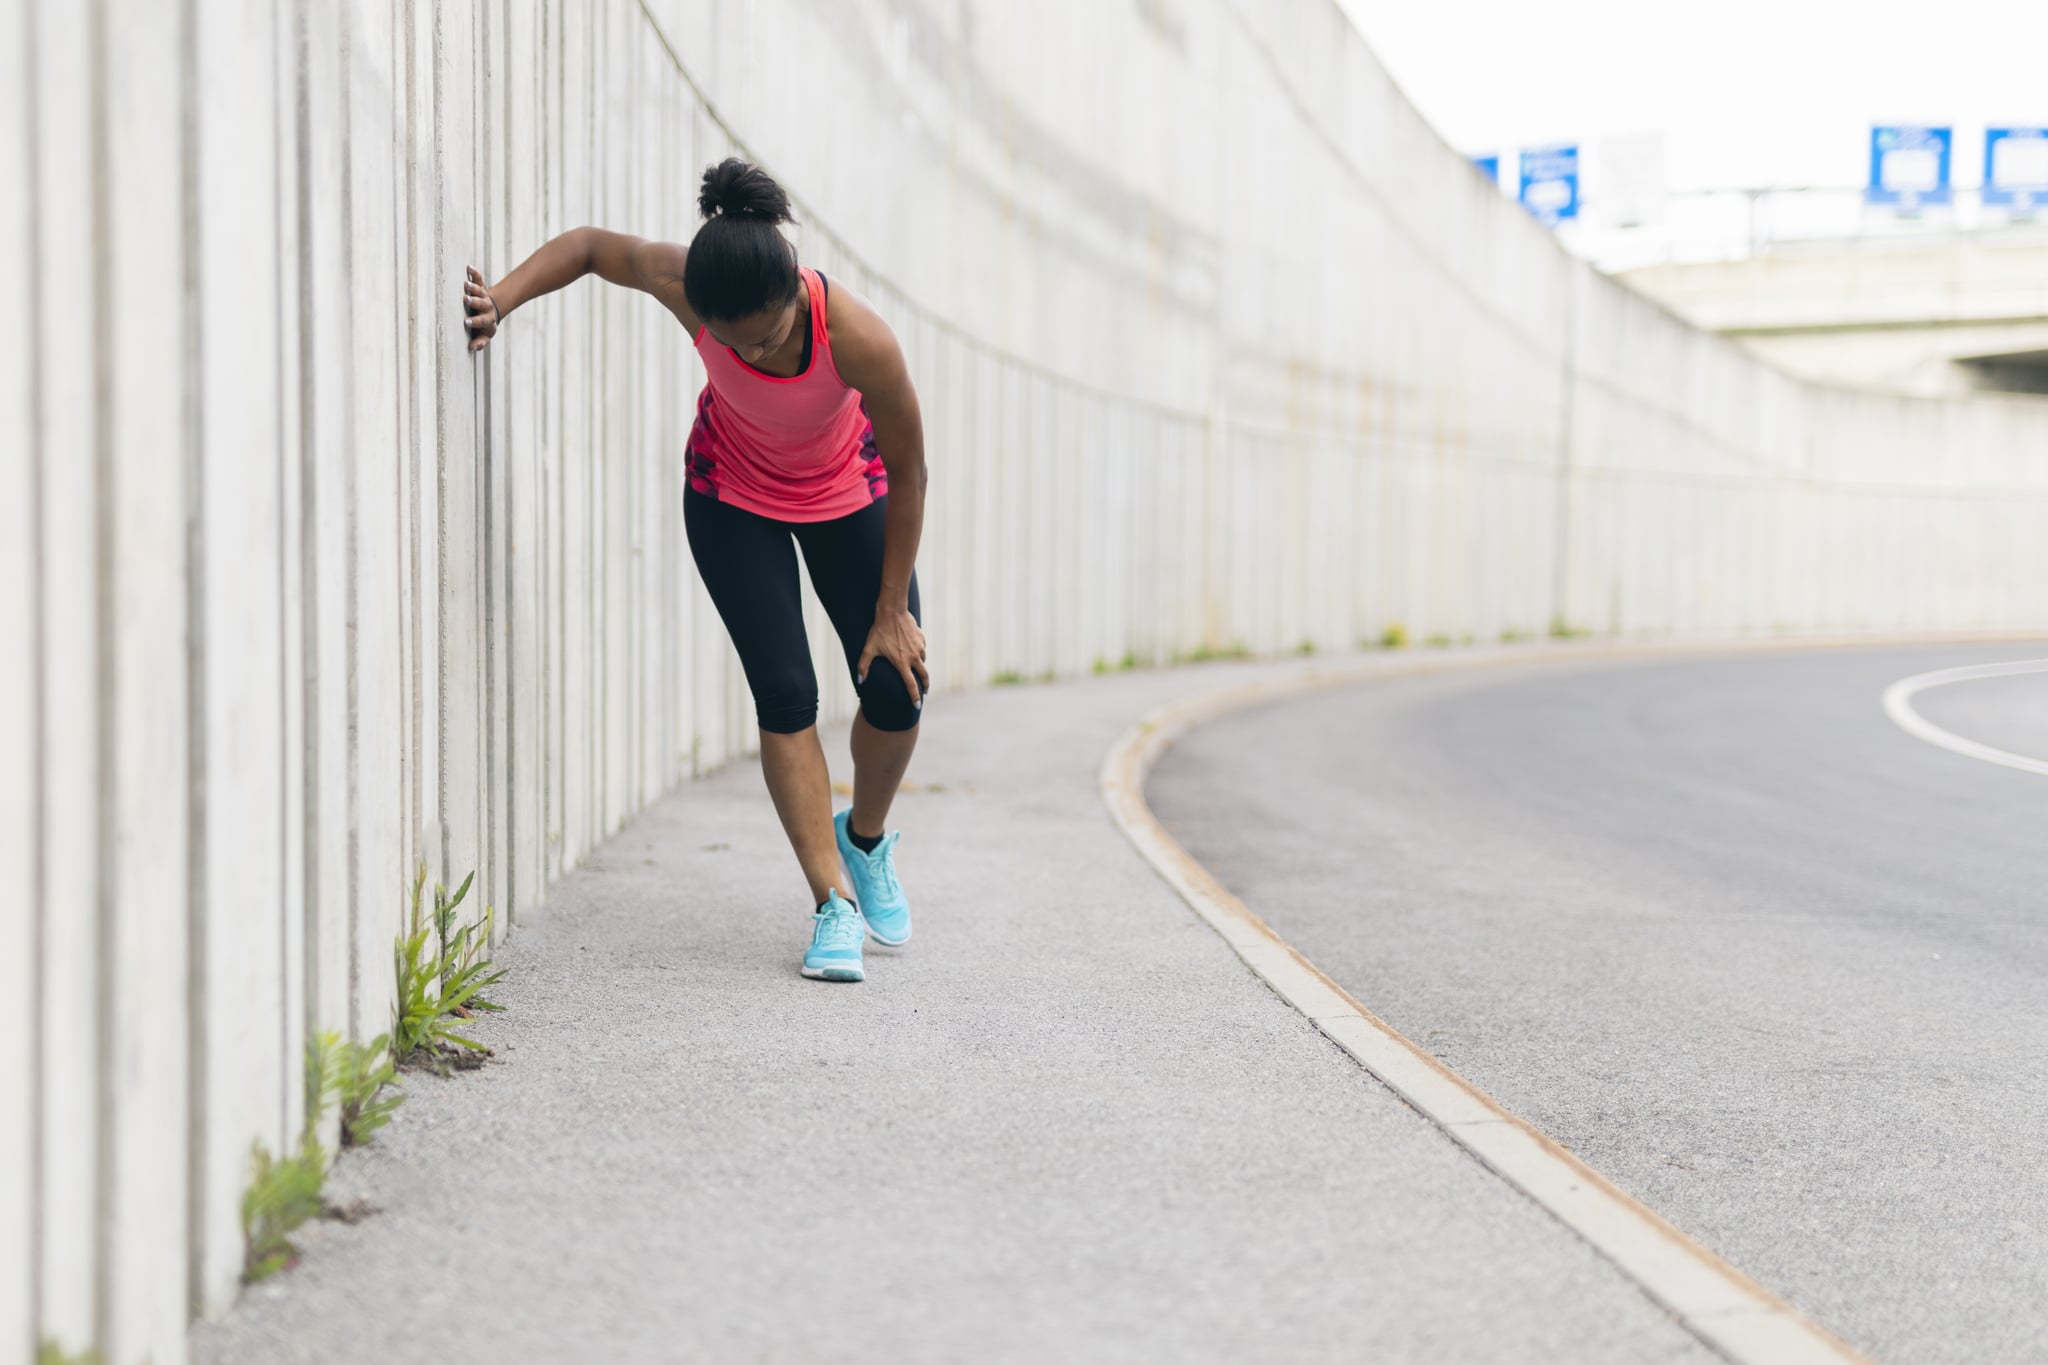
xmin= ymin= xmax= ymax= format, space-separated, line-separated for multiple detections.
xmin=245 ymin=1023 xmax=406 ymax=1281
xmin=242 ymin=1133 xmax=327 ymax=1283
xmin=240 ymin=866 xmax=504 ymax=1286
xmin=38 ymin=1342 xmax=104 ymax=1365
xmin=394 ymin=867 xmax=507 ymax=1074
xmin=1173 ymin=641 xmax=1253 ymax=664
xmin=244 ymin=1034 xmax=335 ymax=1284
xmin=312 ymin=1028 xmax=406 ymax=1148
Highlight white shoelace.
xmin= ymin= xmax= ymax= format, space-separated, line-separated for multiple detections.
xmin=815 ymin=902 xmax=862 ymax=951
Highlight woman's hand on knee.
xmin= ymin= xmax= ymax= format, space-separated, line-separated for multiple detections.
xmin=858 ymin=608 xmax=929 ymax=707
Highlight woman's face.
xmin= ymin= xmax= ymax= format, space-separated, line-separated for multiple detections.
xmin=706 ymin=296 xmax=799 ymax=366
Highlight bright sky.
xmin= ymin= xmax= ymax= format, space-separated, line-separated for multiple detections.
xmin=1333 ymin=0 xmax=2048 ymax=191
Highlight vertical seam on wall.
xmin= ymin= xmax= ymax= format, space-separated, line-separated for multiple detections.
xmin=627 ymin=8 xmax=640 ymax=811
xmin=587 ymin=0 xmax=599 ymax=853
xmin=1551 ymin=269 xmax=1580 ymax=632
xmin=86 ymin=0 xmax=115 ymax=1344
xmin=594 ymin=0 xmax=603 ymax=838
xmin=403 ymin=0 xmax=421 ymax=887
xmin=23 ymin=0 xmax=48 ymax=1339
xmin=339 ymin=0 xmax=361 ymax=1041
xmin=294 ymin=0 xmax=322 ymax=1058
xmin=178 ymin=0 xmax=208 ymax=1319
xmin=479 ymin=1 xmax=499 ymax=932
xmin=546 ymin=0 xmax=560 ymax=880
xmin=620 ymin=7 xmax=632 ymax=811
xmin=389 ymin=0 xmax=405 ymax=890
xmin=273 ymin=0 xmax=293 ymax=1144
xmin=433 ymin=0 xmax=450 ymax=886
xmin=502 ymin=0 xmax=519 ymax=927
xmin=463 ymin=2 xmax=481 ymax=918
xmin=661 ymin=52 xmax=674 ymax=793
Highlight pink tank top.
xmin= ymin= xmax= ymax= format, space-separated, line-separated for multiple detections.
xmin=685 ymin=266 xmax=885 ymax=522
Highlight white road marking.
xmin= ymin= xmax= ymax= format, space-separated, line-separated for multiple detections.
xmin=1102 ymin=647 xmax=1872 ymax=1365
xmin=1881 ymin=659 xmax=2048 ymax=778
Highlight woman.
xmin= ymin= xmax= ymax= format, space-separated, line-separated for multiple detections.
xmin=464 ymin=158 xmax=928 ymax=985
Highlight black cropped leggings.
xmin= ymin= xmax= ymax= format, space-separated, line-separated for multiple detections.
xmin=684 ymin=487 xmax=922 ymax=735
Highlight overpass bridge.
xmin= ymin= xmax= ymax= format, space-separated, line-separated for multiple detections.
xmin=1622 ymin=234 xmax=2048 ymax=396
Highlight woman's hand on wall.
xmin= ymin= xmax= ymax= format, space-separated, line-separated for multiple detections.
xmin=464 ymin=265 xmax=500 ymax=352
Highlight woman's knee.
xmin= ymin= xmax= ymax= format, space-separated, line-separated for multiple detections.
xmin=856 ymin=658 xmax=922 ymax=732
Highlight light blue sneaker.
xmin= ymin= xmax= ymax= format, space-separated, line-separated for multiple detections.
xmin=834 ymin=809 xmax=911 ymax=946
xmin=802 ymin=892 xmax=865 ymax=982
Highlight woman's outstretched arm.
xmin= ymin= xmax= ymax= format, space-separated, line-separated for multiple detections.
xmin=465 ymin=228 xmax=696 ymax=351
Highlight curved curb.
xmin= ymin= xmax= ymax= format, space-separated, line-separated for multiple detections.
xmin=1881 ymin=658 xmax=2048 ymax=778
xmin=1099 ymin=651 xmax=1871 ymax=1365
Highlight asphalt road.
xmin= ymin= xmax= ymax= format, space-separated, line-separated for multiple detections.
xmin=1149 ymin=641 xmax=2048 ymax=1365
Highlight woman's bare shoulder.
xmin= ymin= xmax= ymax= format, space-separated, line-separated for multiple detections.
xmin=628 ymin=237 xmax=697 ymax=331
xmin=821 ymin=275 xmax=901 ymax=369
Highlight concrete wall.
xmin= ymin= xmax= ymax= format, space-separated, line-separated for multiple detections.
xmin=13 ymin=3 xmax=750 ymax=1357
xmin=9 ymin=1 xmax=2048 ymax=1362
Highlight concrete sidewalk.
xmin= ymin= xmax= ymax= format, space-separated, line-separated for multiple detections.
xmin=192 ymin=660 xmax=1714 ymax=1365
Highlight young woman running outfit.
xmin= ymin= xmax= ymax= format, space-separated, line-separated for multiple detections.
xmin=683 ymin=266 xmax=923 ymax=735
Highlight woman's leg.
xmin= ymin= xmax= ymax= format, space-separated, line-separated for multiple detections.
xmin=683 ymin=490 xmax=845 ymax=906
xmin=755 ymin=730 xmax=845 ymax=906
xmin=794 ymin=496 xmax=924 ymax=838
xmin=847 ymin=712 xmax=916 ymax=841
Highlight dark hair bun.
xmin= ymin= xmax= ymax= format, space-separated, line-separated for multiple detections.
xmin=698 ymin=158 xmax=794 ymax=225
xmin=684 ymin=158 xmax=802 ymax=320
